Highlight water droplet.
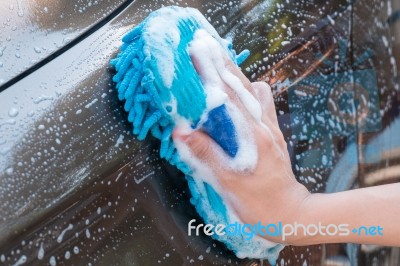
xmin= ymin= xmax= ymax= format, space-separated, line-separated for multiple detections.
xmin=57 ymin=223 xmax=73 ymax=243
xmin=37 ymin=242 xmax=44 ymax=260
xmin=49 ymin=256 xmax=56 ymax=266
xmin=85 ymin=229 xmax=91 ymax=239
xmin=33 ymin=95 xmax=53 ymax=104
xmin=0 ymin=46 xmax=6 ymax=56
xmin=5 ymin=168 xmax=13 ymax=175
xmin=13 ymin=255 xmax=26 ymax=266
xmin=73 ymin=246 xmax=79 ymax=254
xmin=8 ymin=107 xmax=19 ymax=117
xmin=16 ymin=0 xmax=24 ymax=17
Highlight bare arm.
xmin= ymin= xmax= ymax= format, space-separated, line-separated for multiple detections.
xmin=294 ymin=184 xmax=400 ymax=246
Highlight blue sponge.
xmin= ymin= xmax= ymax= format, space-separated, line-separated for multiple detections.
xmin=111 ymin=6 xmax=283 ymax=262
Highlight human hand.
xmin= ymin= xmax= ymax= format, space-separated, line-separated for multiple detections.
xmin=172 ymin=54 xmax=310 ymax=244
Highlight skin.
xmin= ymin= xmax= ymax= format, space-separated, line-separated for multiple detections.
xmin=172 ymin=54 xmax=400 ymax=246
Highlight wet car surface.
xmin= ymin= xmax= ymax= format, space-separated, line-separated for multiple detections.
xmin=0 ymin=0 xmax=399 ymax=265
xmin=0 ymin=0 xmax=129 ymax=86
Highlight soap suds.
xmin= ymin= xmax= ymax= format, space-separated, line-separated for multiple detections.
xmin=181 ymin=29 xmax=266 ymax=173
xmin=145 ymin=8 xmax=226 ymax=88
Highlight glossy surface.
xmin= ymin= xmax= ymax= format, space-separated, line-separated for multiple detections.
xmin=0 ymin=0 xmax=128 ymax=86
xmin=0 ymin=0 xmax=399 ymax=265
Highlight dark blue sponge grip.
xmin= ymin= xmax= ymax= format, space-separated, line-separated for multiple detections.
xmin=201 ymin=104 xmax=238 ymax=157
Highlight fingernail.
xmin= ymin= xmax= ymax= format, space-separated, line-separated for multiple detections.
xmin=179 ymin=134 xmax=191 ymax=142
xmin=172 ymin=130 xmax=191 ymax=142
xmin=181 ymin=135 xmax=192 ymax=143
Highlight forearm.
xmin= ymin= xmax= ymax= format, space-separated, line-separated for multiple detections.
xmin=291 ymin=183 xmax=400 ymax=246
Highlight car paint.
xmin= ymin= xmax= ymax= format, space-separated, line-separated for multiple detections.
xmin=0 ymin=0 xmax=399 ymax=265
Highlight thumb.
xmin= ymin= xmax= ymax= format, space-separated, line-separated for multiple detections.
xmin=173 ymin=130 xmax=216 ymax=161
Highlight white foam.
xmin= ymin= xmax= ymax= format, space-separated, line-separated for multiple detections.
xmin=188 ymin=33 xmax=228 ymax=114
xmin=145 ymin=7 xmax=224 ymax=88
xmin=183 ymin=29 xmax=263 ymax=173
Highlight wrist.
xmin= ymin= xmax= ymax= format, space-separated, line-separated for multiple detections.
xmin=256 ymin=182 xmax=311 ymax=245
xmin=288 ymin=192 xmax=338 ymax=246
xmin=281 ymin=181 xmax=311 ymax=223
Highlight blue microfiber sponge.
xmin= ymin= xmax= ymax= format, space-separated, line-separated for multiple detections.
xmin=111 ymin=6 xmax=283 ymax=262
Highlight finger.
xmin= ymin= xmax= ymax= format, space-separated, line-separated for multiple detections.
xmin=251 ymin=81 xmax=279 ymax=126
xmin=190 ymin=43 xmax=255 ymax=123
xmin=220 ymin=59 xmax=265 ymax=124
xmin=190 ymin=42 xmax=246 ymax=118
xmin=191 ymin=41 xmax=252 ymax=94
xmin=173 ymin=129 xmax=219 ymax=163
xmin=224 ymin=59 xmax=252 ymax=92
xmin=222 ymin=58 xmax=258 ymax=109
xmin=190 ymin=47 xmax=208 ymax=79
xmin=173 ymin=128 xmax=240 ymax=189
xmin=191 ymin=47 xmax=241 ymax=107
xmin=189 ymin=39 xmax=223 ymax=91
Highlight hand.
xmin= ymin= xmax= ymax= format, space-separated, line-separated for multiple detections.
xmin=172 ymin=56 xmax=310 ymax=244
xmin=172 ymin=49 xmax=400 ymax=247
